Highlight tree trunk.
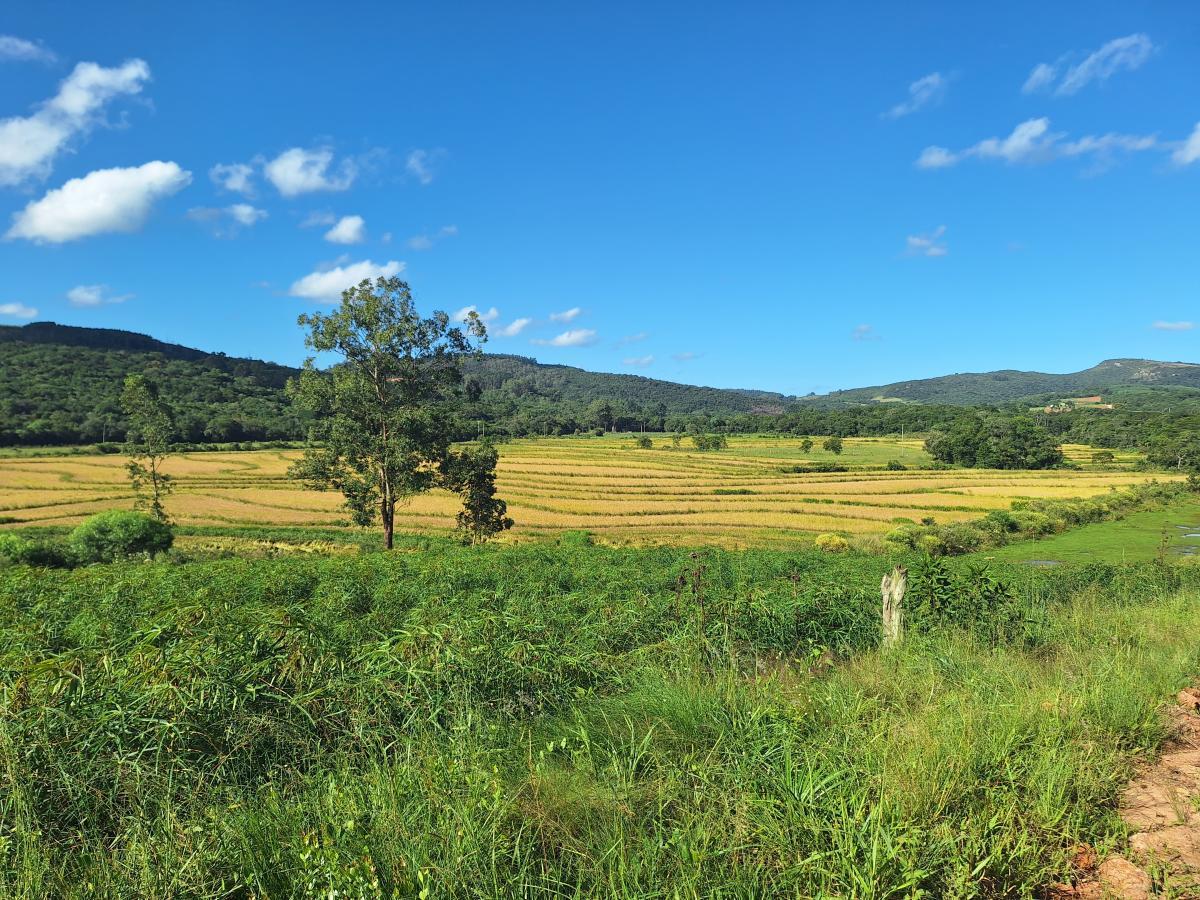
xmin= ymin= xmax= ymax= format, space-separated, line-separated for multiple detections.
xmin=881 ymin=565 xmax=907 ymax=647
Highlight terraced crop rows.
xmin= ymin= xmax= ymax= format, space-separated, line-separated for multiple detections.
xmin=0 ymin=437 xmax=1168 ymax=547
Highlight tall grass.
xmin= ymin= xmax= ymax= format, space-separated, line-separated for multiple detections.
xmin=1 ymin=546 xmax=1197 ymax=897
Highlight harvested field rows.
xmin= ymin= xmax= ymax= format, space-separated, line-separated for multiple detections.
xmin=0 ymin=436 xmax=1172 ymax=547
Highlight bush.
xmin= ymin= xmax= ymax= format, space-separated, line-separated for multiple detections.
xmin=69 ymin=510 xmax=174 ymax=564
xmin=635 ymin=436 xmax=653 ymax=449
xmin=814 ymin=533 xmax=850 ymax=553
xmin=885 ymin=459 xmax=907 ymax=471
xmin=0 ymin=533 xmax=74 ymax=568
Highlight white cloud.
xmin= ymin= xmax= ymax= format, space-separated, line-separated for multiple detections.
xmin=533 ymin=328 xmax=597 ymax=347
xmin=623 ymin=355 xmax=654 ymax=367
xmin=452 ymin=304 xmax=500 ymax=324
xmin=324 ymin=214 xmax=366 ymax=244
xmin=495 ymin=317 xmax=532 ymax=337
xmin=300 ymin=210 xmax=337 ymax=227
xmin=0 ymin=35 xmax=55 ymax=63
xmin=1021 ymin=62 xmax=1058 ymax=94
xmin=209 ymin=162 xmax=255 ymax=195
xmin=917 ymin=117 xmax=1156 ymax=170
xmin=407 ymin=224 xmax=458 ymax=250
xmin=1152 ymin=321 xmax=1194 ymax=332
xmin=228 ymin=203 xmax=267 ymax=226
xmin=618 ymin=332 xmax=649 ymax=345
xmin=672 ymin=351 xmax=700 ymax=362
xmin=0 ymin=58 xmax=150 ymax=186
xmin=852 ymin=324 xmax=878 ymax=341
xmin=1173 ymin=122 xmax=1200 ymax=166
xmin=264 ymin=147 xmax=356 ymax=197
xmin=289 ymin=259 xmax=404 ymax=303
xmin=884 ymin=72 xmax=947 ymax=119
xmin=406 ymin=149 xmax=442 ymax=185
xmin=1023 ymin=34 xmax=1155 ymax=96
xmin=7 ymin=161 xmax=191 ymax=243
xmin=550 ymin=306 xmax=582 ymax=323
xmin=67 ymin=284 xmax=132 ymax=307
xmin=905 ymin=225 xmax=948 ymax=257
xmin=189 ymin=203 xmax=266 ymax=236
xmin=0 ymin=302 xmax=37 ymax=319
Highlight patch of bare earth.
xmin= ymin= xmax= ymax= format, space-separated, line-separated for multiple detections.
xmin=1051 ymin=686 xmax=1200 ymax=899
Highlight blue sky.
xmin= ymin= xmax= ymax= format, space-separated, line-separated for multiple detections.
xmin=1 ymin=2 xmax=1198 ymax=395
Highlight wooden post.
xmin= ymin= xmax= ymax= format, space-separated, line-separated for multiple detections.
xmin=881 ymin=565 xmax=907 ymax=647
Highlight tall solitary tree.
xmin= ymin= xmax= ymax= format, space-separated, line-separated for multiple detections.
xmin=121 ymin=373 xmax=175 ymax=521
xmin=287 ymin=276 xmax=499 ymax=549
xmin=441 ymin=440 xmax=514 ymax=544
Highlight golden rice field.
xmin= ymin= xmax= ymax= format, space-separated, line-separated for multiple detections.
xmin=0 ymin=435 xmax=1169 ymax=548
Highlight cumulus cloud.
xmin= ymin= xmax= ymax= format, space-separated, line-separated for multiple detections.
xmin=533 ymin=329 xmax=597 ymax=348
xmin=407 ymin=224 xmax=458 ymax=250
xmin=550 ymin=306 xmax=582 ymax=323
xmin=917 ymin=117 xmax=1156 ymax=171
xmin=452 ymin=304 xmax=500 ymax=324
xmin=0 ymin=302 xmax=37 ymax=319
xmin=264 ymin=147 xmax=356 ymax=196
xmin=0 ymin=35 xmax=55 ymax=63
xmin=289 ymin=259 xmax=404 ymax=303
xmin=405 ymin=149 xmax=443 ymax=185
xmin=324 ymin=214 xmax=366 ymax=244
xmin=6 ymin=161 xmax=191 ymax=243
xmin=1173 ymin=122 xmax=1200 ymax=166
xmin=1152 ymin=321 xmax=1195 ymax=332
xmin=495 ymin=317 xmax=532 ymax=337
xmin=883 ymin=72 xmax=947 ymax=119
xmin=905 ymin=225 xmax=948 ymax=257
xmin=623 ymin=355 xmax=654 ymax=367
xmin=67 ymin=284 xmax=132 ymax=307
xmin=0 ymin=58 xmax=150 ymax=186
xmin=1023 ymin=33 xmax=1155 ymax=96
xmin=209 ymin=162 xmax=255 ymax=195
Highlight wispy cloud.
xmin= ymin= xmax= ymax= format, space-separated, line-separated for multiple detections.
xmin=289 ymin=259 xmax=404 ymax=303
xmin=917 ymin=117 xmax=1156 ymax=171
xmin=1173 ymin=122 xmax=1200 ymax=166
xmin=493 ymin=317 xmax=531 ymax=337
xmin=0 ymin=302 xmax=37 ymax=319
xmin=406 ymin=149 xmax=443 ymax=185
xmin=623 ymin=355 xmax=654 ymax=367
xmin=407 ymin=224 xmax=458 ymax=250
xmin=209 ymin=162 xmax=255 ymax=195
xmin=7 ymin=161 xmax=191 ymax=243
xmin=188 ymin=203 xmax=267 ymax=237
xmin=67 ymin=284 xmax=133 ymax=307
xmin=0 ymin=58 xmax=151 ymax=186
xmin=852 ymin=324 xmax=878 ymax=341
xmin=533 ymin=328 xmax=597 ymax=347
xmin=618 ymin=332 xmax=648 ymax=345
xmin=905 ymin=225 xmax=947 ymax=257
xmin=0 ymin=35 xmax=55 ymax=63
xmin=550 ymin=306 xmax=582 ymax=323
xmin=1152 ymin=320 xmax=1194 ymax=332
xmin=883 ymin=72 xmax=947 ymax=119
xmin=1023 ymin=33 xmax=1155 ymax=96
xmin=672 ymin=351 xmax=700 ymax=362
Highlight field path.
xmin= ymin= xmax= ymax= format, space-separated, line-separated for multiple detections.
xmin=1054 ymin=686 xmax=1200 ymax=898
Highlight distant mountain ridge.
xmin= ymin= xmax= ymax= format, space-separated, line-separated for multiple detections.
xmin=802 ymin=358 xmax=1200 ymax=407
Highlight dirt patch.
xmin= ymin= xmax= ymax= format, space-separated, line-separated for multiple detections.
xmin=1051 ymin=686 xmax=1200 ymax=898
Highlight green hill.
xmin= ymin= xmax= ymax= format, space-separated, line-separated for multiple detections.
xmin=803 ymin=359 xmax=1200 ymax=407
xmin=0 ymin=322 xmax=792 ymax=445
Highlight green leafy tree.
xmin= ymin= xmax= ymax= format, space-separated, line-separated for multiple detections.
xmin=287 ymin=276 xmax=487 ymax=549
xmin=823 ymin=436 xmax=844 ymax=455
xmin=121 ymin=373 xmax=175 ymax=521
xmin=441 ymin=440 xmax=514 ymax=544
xmin=799 ymin=437 xmax=813 ymax=453
xmin=636 ymin=435 xmax=653 ymax=449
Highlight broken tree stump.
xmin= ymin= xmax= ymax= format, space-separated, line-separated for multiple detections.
xmin=881 ymin=565 xmax=907 ymax=647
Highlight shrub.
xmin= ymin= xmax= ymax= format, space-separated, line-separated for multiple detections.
xmin=636 ymin=436 xmax=653 ymax=449
xmin=885 ymin=459 xmax=907 ymax=471
xmin=934 ymin=523 xmax=984 ymax=555
xmin=0 ymin=533 xmax=74 ymax=568
xmin=69 ymin=510 xmax=174 ymax=564
xmin=814 ymin=533 xmax=850 ymax=553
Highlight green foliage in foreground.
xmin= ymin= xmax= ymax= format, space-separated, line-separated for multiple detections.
xmin=67 ymin=510 xmax=174 ymax=564
xmin=1 ymin=545 xmax=1199 ymax=897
